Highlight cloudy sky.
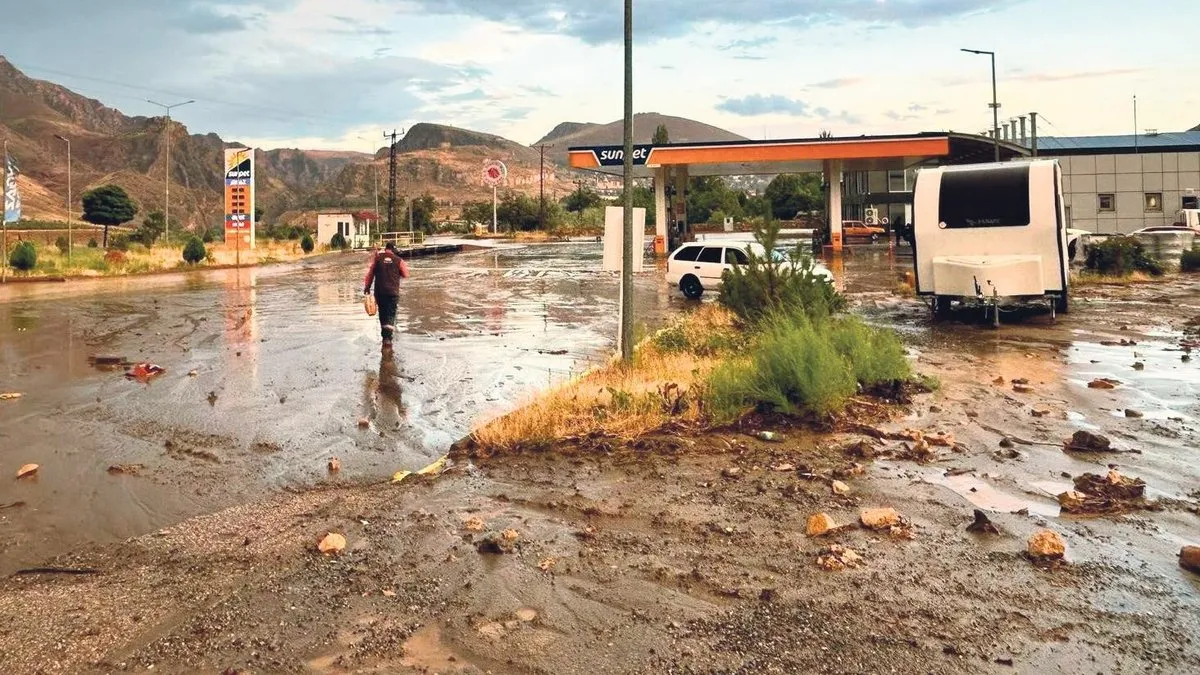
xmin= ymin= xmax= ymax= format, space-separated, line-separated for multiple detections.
xmin=2 ymin=0 xmax=1197 ymax=151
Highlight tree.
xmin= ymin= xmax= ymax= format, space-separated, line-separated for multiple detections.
xmin=135 ymin=211 xmax=166 ymax=246
xmin=687 ymin=177 xmax=742 ymax=225
xmin=254 ymin=206 xmax=265 ymax=223
xmin=330 ymin=232 xmax=348 ymax=250
xmin=818 ymin=129 xmax=834 ymax=139
xmin=652 ymin=124 xmax=670 ymax=145
xmin=496 ymin=192 xmax=540 ymax=231
xmin=410 ymin=193 xmax=437 ymax=234
xmin=55 ymin=236 xmax=69 ymax=255
xmin=182 ymin=236 xmax=206 ymax=264
xmin=9 ymin=241 xmax=37 ymax=272
xmin=563 ymin=186 xmax=604 ymax=213
xmin=461 ymin=201 xmax=493 ymax=227
xmin=764 ymin=174 xmax=822 ymax=221
xmin=300 ymin=233 xmax=315 ymax=253
xmin=81 ymin=185 xmax=138 ymax=247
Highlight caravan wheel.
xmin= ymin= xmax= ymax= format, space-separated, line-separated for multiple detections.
xmin=932 ymin=295 xmax=953 ymax=320
xmin=1055 ymin=290 xmax=1070 ymax=315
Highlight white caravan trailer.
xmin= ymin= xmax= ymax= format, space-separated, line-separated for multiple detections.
xmin=912 ymin=160 xmax=1069 ymax=325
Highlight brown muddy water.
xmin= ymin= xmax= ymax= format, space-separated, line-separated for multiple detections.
xmin=0 ymin=243 xmax=687 ymax=573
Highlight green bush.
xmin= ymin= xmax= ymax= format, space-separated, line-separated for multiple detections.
xmin=1085 ymin=236 xmax=1164 ymax=276
xmin=87 ymin=238 xmax=98 ymax=248
xmin=300 ymin=233 xmax=315 ymax=253
xmin=201 ymin=228 xmax=216 ymax=244
xmin=182 ymin=237 xmax=206 ymax=264
xmin=718 ymin=218 xmax=844 ymax=323
xmin=109 ymin=234 xmax=131 ymax=252
xmin=1181 ymin=247 xmax=1200 ymax=273
xmin=55 ymin=236 xmax=69 ymax=255
xmin=9 ymin=241 xmax=38 ymax=271
xmin=330 ymin=232 xmax=348 ymax=250
xmin=706 ymin=311 xmax=911 ymax=424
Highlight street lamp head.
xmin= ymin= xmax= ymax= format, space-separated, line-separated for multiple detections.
xmin=961 ymin=48 xmax=993 ymax=56
xmin=54 ymin=134 xmax=69 ymax=143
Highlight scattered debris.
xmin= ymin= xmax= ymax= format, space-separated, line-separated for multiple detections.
xmin=755 ymin=431 xmax=783 ymax=442
xmin=771 ymin=463 xmax=796 ymax=472
xmin=842 ymin=440 xmax=876 ymax=459
xmin=317 ymin=532 xmax=347 ymax=555
xmin=860 ymin=507 xmax=901 ymax=530
xmin=1180 ymin=546 xmax=1200 ymax=574
xmin=992 ymin=376 xmax=1006 ymax=385
xmin=1027 ymin=529 xmax=1066 ymax=560
xmin=806 ymin=513 xmax=836 ymax=537
xmin=1058 ymin=470 xmax=1150 ymax=514
xmin=831 ymin=480 xmax=850 ymax=496
xmin=125 ymin=363 xmax=166 ymax=381
xmin=926 ymin=432 xmax=955 ymax=447
xmin=721 ymin=467 xmax=742 ymax=479
xmin=327 ymin=457 xmax=341 ymax=473
xmin=206 ymin=391 xmax=219 ymax=406
xmin=1031 ymin=407 xmax=1052 ymax=418
xmin=477 ymin=529 xmax=520 ymax=554
xmin=1087 ymin=378 xmax=1120 ymax=390
xmin=929 ymin=405 xmax=943 ymax=413
xmin=0 ymin=501 xmax=26 ymax=510
xmin=1013 ymin=383 xmax=1034 ymax=394
xmin=87 ymin=355 xmax=125 ymax=366
xmin=966 ymin=509 xmax=1000 ymax=535
xmin=357 ymin=417 xmax=370 ymax=428
xmin=999 ymin=437 xmax=1015 ymax=449
xmin=1064 ymin=430 xmax=1115 ymax=453
xmin=538 ymin=557 xmax=557 ymax=572
xmin=1124 ymin=409 xmax=1144 ymax=419
xmin=106 ymin=464 xmax=145 ymax=476
xmin=382 ymin=589 xmax=397 ymax=597
xmin=1011 ymin=378 xmax=1030 ymax=386
xmin=1132 ymin=362 xmax=1145 ymax=371
xmin=15 ymin=464 xmax=39 ymax=479
xmin=463 ymin=517 xmax=486 ymax=533
xmin=816 ymin=544 xmax=863 ymax=571
xmin=0 ymin=392 xmax=22 ymax=401
xmin=187 ymin=369 xmax=199 ymax=377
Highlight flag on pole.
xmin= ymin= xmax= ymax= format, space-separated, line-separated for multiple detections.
xmin=3 ymin=151 xmax=20 ymax=224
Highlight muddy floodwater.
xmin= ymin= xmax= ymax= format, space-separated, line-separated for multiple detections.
xmin=0 ymin=243 xmax=685 ymax=573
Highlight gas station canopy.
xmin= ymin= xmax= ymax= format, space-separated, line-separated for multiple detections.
xmin=568 ymin=132 xmax=1030 ymax=177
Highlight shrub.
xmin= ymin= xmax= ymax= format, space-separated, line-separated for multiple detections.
xmin=109 ymin=234 xmax=131 ymax=252
xmin=201 ymin=228 xmax=216 ymax=244
xmin=1085 ymin=236 xmax=1163 ymax=276
xmin=706 ymin=311 xmax=911 ymax=424
xmin=9 ymin=241 xmax=38 ymax=271
xmin=104 ymin=250 xmax=127 ymax=266
xmin=1181 ymin=247 xmax=1200 ymax=273
xmin=87 ymin=238 xmax=98 ymax=248
xmin=55 ymin=236 xmax=69 ymax=255
xmin=719 ymin=218 xmax=844 ymax=323
xmin=329 ymin=232 xmax=348 ymax=250
xmin=300 ymin=233 xmax=315 ymax=253
xmin=182 ymin=237 xmax=207 ymax=264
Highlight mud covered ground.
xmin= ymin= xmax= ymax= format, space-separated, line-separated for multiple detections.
xmin=1 ymin=246 xmax=1198 ymax=673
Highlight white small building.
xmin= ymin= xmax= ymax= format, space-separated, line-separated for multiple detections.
xmin=316 ymin=212 xmax=374 ymax=249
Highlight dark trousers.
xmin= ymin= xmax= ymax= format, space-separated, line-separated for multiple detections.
xmin=376 ymin=293 xmax=399 ymax=340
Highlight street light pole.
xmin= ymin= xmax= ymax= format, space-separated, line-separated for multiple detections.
xmin=147 ymin=99 xmax=194 ymax=244
xmin=961 ymin=48 xmax=1000 ymax=162
xmin=54 ymin=134 xmax=72 ymax=265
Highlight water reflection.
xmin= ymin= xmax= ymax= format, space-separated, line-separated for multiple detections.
xmin=364 ymin=349 xmax=407 ymax=430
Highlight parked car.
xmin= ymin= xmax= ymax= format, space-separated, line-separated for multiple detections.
xmin=841 ymin=221 xmax=886 ymax=242
xmin=666 ymin=241 xmax=833 ymax=299
xmin=1130 ymin=225 xmax=1199 ymax=235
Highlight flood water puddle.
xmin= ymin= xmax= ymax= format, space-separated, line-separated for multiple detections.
xmin=922 ymin=471 xmax=1061 ymax=518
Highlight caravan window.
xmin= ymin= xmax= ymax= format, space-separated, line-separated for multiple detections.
xmin=937 ymin=164 xmax=1031 ymax=229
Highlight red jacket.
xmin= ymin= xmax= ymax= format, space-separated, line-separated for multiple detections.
xmin=363 ymin=248 xmax=408 ymax=296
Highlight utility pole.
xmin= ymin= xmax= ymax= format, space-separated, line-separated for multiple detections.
xmin=147 ymin=99 xmax=194 ymax=243
xmin=960 ymin=49 xmax=999 ymax=162
xmin=383 ymin=130 xmax=399 ymax=233
xmin=54 ymin=134 xmax=72 ymax=265
xmin=619 ymin=0 xmax=635 ymax=362
xmin=536 ymin=144 xmax=549 ymax=229
xmin=1133 ymin=95 xmax=1139 ymax=154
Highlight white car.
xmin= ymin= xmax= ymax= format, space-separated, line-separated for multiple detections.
xmin=666 ymin=241 xmax=833 ymax=299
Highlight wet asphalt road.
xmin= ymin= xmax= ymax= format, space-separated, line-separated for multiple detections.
xmin=0 ymin=243 xmax=684 ymax=573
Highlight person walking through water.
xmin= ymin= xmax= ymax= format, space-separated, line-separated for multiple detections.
xmin=363 ymin=241 xmax=409 ymax=349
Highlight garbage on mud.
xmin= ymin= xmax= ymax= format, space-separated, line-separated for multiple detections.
xmin=327 ymin=457 xmax=341 ymax=473
xmin=1064 ymin=430 xmax=1117 ymax=453
xmin=1180 ymin=546 xmax=1200 ymax=574
xmin=966 ymin=509 xmax=1000 ymax=535
xmin=755 ymin=431 xmax=783 ymax=442
xmin=106 ymin=464 xmax=144 ymax=476
xmin=816 ymin=544 xmax=863 ymax=571
xmin=16 ymin=463 xmax=39 ymax=479
xmin=1124 ymin=409 xmax=1144 ymax=418
xmin=125 ymin=363 xmax=165 ymax=382
xmin=317 ymin=532 xmax=347 ymax=555
xmin=1027 ymin=529 xmax=1066 ymax=560
xmin=0 ymin=392 xmax=22 ymax=401
xmin=1058 ymin=469 xmax=1151 ymax=514
xmin=476 ymin=529 xmax=520 ymax=554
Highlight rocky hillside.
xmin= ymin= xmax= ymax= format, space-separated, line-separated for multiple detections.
xmin=536 ymin=113 xmax=748 ymax=164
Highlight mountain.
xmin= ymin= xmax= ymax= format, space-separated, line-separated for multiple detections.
xmin=1192 ymin=122 xmax=1200 ymax=131
xmin=537 ymin=113 xmax=748 ymax=164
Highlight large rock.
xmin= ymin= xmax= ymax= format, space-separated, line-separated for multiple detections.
xmin=1064 ymin=430 xmax=1114 ymax=452
xmin=806 ymin=513 xmax=836 ymax=537
xmin=1027 ymin=530 xmax=1066 ymax=560
xmin=1180 ymin=546 xmax=1200 ymax=574
xmin=860 ymin=508 xmax=901 ymax=530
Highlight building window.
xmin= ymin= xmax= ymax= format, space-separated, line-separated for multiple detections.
xmin=1144 ymin=193 xmax=1162 ymax=212
xmin=887 ymin=170 xmax=908 ymax=193
xmin=1098 ymin=194 xmax=1115 ymax=212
